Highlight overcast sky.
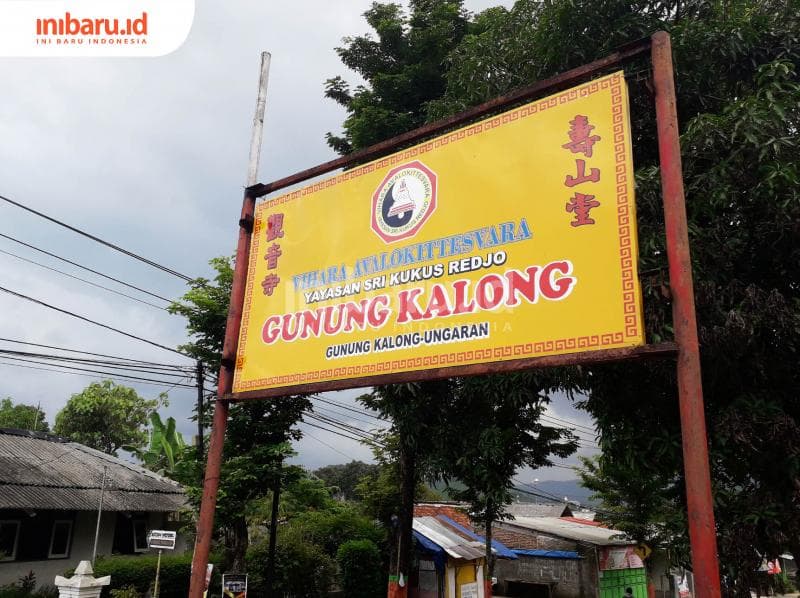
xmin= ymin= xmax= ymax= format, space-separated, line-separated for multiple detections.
xmin=0 ymin=0 xmax=597 ymax=482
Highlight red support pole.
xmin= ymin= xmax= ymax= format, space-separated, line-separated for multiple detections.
xmin=651 ymin=31 xmax=722 ymax=598
xmin=188 ymin=191 xmax=257 ymax=598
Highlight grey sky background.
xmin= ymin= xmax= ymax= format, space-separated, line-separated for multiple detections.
xmin=0 ymin=0 xmax=597 ymax=482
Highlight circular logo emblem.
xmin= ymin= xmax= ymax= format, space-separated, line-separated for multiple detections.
xmin=371 ymin=160 xmax=437 ymax=244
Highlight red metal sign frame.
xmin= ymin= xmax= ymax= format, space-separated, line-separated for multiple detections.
xmin=188 ymin=31 xmax=721 ymax=598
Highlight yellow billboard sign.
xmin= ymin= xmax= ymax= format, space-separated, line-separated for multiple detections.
xmin=232 ymin=71 xmax=643 ymax=394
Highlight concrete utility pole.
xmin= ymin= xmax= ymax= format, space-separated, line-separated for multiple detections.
xmin=91 ymin=466 xmax=107 ymax=566
xmin=247 ymin=52 xmax=272 ymax=187
xmin=196 ymin=359 xmax=204 ymax=461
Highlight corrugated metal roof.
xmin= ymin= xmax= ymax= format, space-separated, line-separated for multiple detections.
xmin=437 ymin=515 xmax=517 ymax=560
xmin=505 ymin=517 xmax=632 ymax=546
xmin=413 ymin=516 xmax=486 ymax=561
xmin=506 ymin=503 xmax=572 ymax=518
xmin=0 ymin=428 xmax=185 ymax=512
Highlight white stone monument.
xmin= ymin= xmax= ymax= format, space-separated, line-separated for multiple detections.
xmin=55 ymin=561 xmax=111 ymax=598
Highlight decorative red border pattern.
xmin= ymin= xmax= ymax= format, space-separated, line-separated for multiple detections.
xmin=234 ymin=72 xmax=642 ymax=392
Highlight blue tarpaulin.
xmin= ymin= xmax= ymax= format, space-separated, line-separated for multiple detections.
xmin=413 ymin=529 xmax=448 ymax=572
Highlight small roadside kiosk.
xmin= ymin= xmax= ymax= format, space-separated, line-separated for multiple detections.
xmin=188 ymin=32 xmax=722 ymax=598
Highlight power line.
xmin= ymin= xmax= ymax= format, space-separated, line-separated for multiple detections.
xmin=0 ymin=354 xmax=196 ymax=387
xmin=541 ymin=413 xmax=597 ymax=434
xmin=311 ymin=395 xmax=385 ymax=421
xmin=298 ymin=425 xmax=360 ymax=461
xmin=0 ymin=193 xmax=193 ymax=281
xmin=301 ymin=419 xmax=373 ymax=444
xmin=0 ymin=231 xmax=172 ymax=303
xmin=0 ymin=356 xmax=191 ymax=389
xmin=305 ymin=412 xmax=381 ymax=443
xmin=0 ymin=285 xmax=190 ymax=358
xmin=311 ymin=402 xmax=389 ymax=428
xmin=0 ymin=349 xmax=192 ymax=377
xmin=0 ymin=336 xmax=191 ymax=369
xmin=0 ymin=247 xmax=168 ymax=311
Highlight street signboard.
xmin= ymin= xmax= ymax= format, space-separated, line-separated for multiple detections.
xmin=232 ymin=70 xmax=643 ymax=395
xmin=147 ymin=530 xmax=176 ymax=550
xmin=222 ymin=574 xmax=247 ymax=598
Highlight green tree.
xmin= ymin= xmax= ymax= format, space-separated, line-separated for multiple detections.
xmin=167 ymin=255 xmax=233 ymax=371
xmin=440 ymin=374 xmax=577 ymax=584
xmin=337 ymin=539 xmax=385 ymax=598
xmin=358 ymin=382 xmax=454 ymax=589
xmin=325 ymin=0 xmax=472 ymax=154
xmin=354 ymin=443 xmax=442 ymax=528
xmin=170 ymin=256 xmax=311 ymax=573
xmin=329 ymin=0 xmax=800 ymax=592
xmin=428 ymin=0 xmax=800 ymax=591
xmin=53 ymin=381 xmax=163 ymax=455
xmin=313 ymin=460 xmax=380 ymax=501
xmin=0 ymin=398 xmax=49 ymax=432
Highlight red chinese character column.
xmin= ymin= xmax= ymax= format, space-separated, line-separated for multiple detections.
xmin=261 ymin=212 xmax=285 ymax=296
xmin=652 ymin=31 xmax=722 ymax=598
xmin=562 ymin=114 xmax=602 ymax=226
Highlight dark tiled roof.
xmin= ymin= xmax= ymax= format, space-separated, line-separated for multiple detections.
xmin=414 ymin=503 xmax=471 ymax=527
xmin=0 ymin=428 xmax=186 ymax=512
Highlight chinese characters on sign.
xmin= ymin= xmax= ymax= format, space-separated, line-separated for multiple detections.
xmin=261 ymin=212 xmax=285 ymax=296
xmin=562 ymin=114 xmax=602 ymax=227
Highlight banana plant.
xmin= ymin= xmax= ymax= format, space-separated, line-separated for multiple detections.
xmin=130 ymin=412 xmax=186 ymax=475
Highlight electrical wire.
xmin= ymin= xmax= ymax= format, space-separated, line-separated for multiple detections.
xmin=300 ymin=419 xmax=375 ymax=445
xmin=0 ymin=284 xmax=190 ymax=358
xmin=0 ymin=232 xmax=173 ymax=303
xmin=311 ymin=403 xmax=389 ymax=429
xmin=0 ymin=348 xmax=194 ymax=375
xmin=541 ymin=413 xmax=597 ymax=434
xmin=0 ymin=354 xmax=196 ymax=387
xmin=298 ymin=425 xmax=360 ymax=461
xmin=0 ymin=193 xmax=193 ymax=281
xmin=0 ymin=247 xmax=168 ymax=311
xmin=0 ymin=336 xmax=190 ymax=368
xmin=310 ymin=395 xmax=385 ymax=421
xmin=0 ymin=356 xmax=192 ymax=389
xmin=305 ymin=413 xmax=382 ymax=444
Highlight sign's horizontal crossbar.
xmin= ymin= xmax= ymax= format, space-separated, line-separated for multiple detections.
xmin=225 ymin=341 xmax=677 ymax=401
xmin=246 ymin=37 xmax=651 ymax=199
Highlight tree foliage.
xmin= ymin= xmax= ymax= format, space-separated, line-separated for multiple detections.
xmin=167 ymin=255 xmax=233 ymax=371
xmin=325 ymin=0 xmax=472 ymax=154
xmin=326 ymin=0 xmax=800 ymax=592
xmin=0 ymin=398 xmax=49 ymax=432
xmin=337 ymin=539 xmax=385 ymax=598
xmin=170 ymin=256 xmax=311 ymax=573
xmin=53 ymin=380 xmax=164 ymax=455
xmin=314 ymin=460 xmax=380 ymax=501
xmin=440 ymin=374 xmax=578 ymax=579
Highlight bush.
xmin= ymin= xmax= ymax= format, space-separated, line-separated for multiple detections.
xmin=246 ymin=536 xmax=336 ymax=597
xmin=337 ymin=539 xmax=384 ymax=598
xmin=90 ymin=553 xmax=193 ymax=598
xmin=109 ymin=587 xmax=141 ymax=598
xmin=287 ymin=508 xmax=383 ymax=557
xmin=0 ymin=572 xmax=58 ymax=598
xmin=773 ymin=571 xmax=797 ymax=594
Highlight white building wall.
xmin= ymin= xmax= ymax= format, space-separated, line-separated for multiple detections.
xmin=0 ymin=512 xmax=115 ymax=588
